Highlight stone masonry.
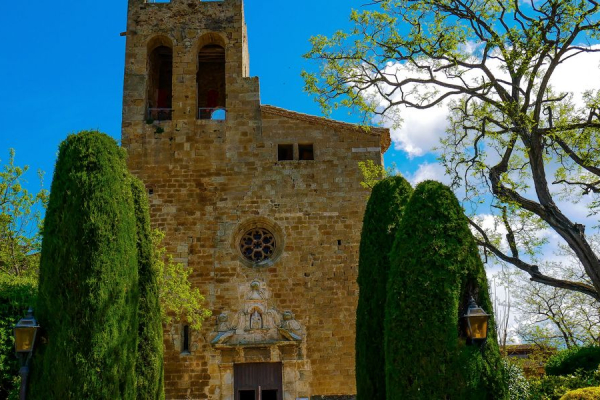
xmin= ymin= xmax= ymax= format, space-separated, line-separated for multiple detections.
xmin=121 ymin=0 xmax=390 ymax=399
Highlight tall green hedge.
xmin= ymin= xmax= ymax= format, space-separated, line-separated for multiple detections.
xmin=385 ymin=180 xmax=506 ymax=400
xmin=131 ymin=178 xmax=165 ymax=400
xmin=0 ymin=274 xmax=36 ymax=400
xmin=29 ymin=131 xmax=139 ymax=399
xmin=546 ymin=346 xmax=600 ymax=377
xmin=356 ymin=176 xmax=412 ymax=400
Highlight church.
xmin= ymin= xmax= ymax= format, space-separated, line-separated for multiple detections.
xmin=121 ymin=0 xmax=389 ymax=398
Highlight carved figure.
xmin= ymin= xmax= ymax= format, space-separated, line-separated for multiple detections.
xmin=250 ymin=309 xmax=263 ymax=330
xmin=278 ymin=311 xmax=303 ymax=341
xmin=211 ymin=313 xmax=235 ymax=344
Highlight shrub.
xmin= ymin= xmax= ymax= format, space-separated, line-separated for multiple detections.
xmin=355 ymin=176 xmax=412 ymax=400
xmin=503 ymin=360 xmax=530 ymax=400
xmin=546 ymin=346 xmax=600 ymax=376
xmin=0 ymin=274 xmax=36 ymax=400
xmin=529 ymin=370 xmax=600 ymax=400
xmin=560 ymin=387 xmax=600 ymax=399
xmin=385 ymin=180 xmax=506 ymax=400
xmin=29 ymin=131 xmax=139 ymax=399
xmin=131 ymin=178 xmax=165 ymax=400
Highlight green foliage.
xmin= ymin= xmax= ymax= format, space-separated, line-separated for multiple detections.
xmin=29 ymin=131 xmax=139 ymax=399
xmin=385 ymin=180 xmax=506 ymax=399
xmin=0 ymin=274 xmax=36 ymax=399
xmin=0 ymin=149 xmax=47 ymax=278
xmin=152 ymin=230 xmax=211 ymax=330
xmin=131 ymin=179 xmax=164 ymax=400
xmin=546 ymin=346 xmax=600 ymax=376
xmin=358 ymin=160 xmax=388 ymax=189
xmin=560 ymin=386 xmax=600 ymax=399
xmin=303 ymin=0 xmax=600 ymax=304
xmin=503 ymin=360 xmax=531 ymax=400
xmin=356 ymin=176 xmax=412 ymax=400
xmin=528 ymin=370 xmax=600 ymax=400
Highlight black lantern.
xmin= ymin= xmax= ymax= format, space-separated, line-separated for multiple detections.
xmin=13 ymin=308 xmax=40 ymax=400
xmin=463 ymin=297 xmax=490 ymax=343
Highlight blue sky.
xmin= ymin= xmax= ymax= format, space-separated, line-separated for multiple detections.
xmin=0 ymin=0 xmax=416 ymax=192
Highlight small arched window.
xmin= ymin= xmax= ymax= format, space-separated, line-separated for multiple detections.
xmin=197 ymin=44 xmax=226 ymax=120
xmin=147 ymin=45 xmax=173 ymax=121
xmin=182 ymin=325 xmax=190 ymax=355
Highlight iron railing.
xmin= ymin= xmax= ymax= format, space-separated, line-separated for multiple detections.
xmin=147 ymin=108 xmax=173 ymax=121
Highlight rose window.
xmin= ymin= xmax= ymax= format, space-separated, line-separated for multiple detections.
xmin=239 ymin=228 xmax=276 ymax=263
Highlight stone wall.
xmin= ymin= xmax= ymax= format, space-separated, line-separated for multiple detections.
xmin=122 ymin=0 xmax=390 ymax=399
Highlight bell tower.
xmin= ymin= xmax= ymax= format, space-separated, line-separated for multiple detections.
xmin=121 ymin=0 xmax=258 ymax=146
xmin=120 ymin=1 xmax=391 ymax=399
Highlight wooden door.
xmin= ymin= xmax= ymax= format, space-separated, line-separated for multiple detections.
xmin=234 ymin=363 xmax=283 ymax=400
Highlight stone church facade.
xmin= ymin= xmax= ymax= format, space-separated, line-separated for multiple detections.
xmin=121 ymin=0 xmax=390 ymax=399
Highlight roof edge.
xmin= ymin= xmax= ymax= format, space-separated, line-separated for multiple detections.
xmin=261 ymin=105 xmax=391 ymax=153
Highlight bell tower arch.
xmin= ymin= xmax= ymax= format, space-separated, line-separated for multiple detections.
xmin=121 ymin=0 xmax=259 ymax=145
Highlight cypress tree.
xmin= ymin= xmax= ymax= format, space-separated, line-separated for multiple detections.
xmin=385 ymin=180 xmax=506 ymax=400
xmin=356 ymin=176 xmax=412 ymax=400
xmin=131 ymin=178 xmax=165 ymax=400
xmin=30 ymin=131 xmax=139 ymax=399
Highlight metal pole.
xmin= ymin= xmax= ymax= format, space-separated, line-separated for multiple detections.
xmin=19 ymin=365 xmax=29 ymax=400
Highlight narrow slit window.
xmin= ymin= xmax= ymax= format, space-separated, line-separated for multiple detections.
xmin=182 ymin=325 xmax=190 ymax=355
xmin=278 ymin=144 xmax=294 ymax=161
xmin=298 ymin=144 xmax=314 ymax=160
xmin=147 ymin=45 xmax=173 ymax=121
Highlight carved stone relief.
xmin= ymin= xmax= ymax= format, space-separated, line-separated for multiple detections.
xmin=210 ymin=280 xmax=305 ymax=346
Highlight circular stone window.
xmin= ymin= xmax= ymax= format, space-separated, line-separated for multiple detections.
xmin=240 ymin=228 xmax=276 ymax=263
xmin=233 ymin=218 xmax=284 ymax=267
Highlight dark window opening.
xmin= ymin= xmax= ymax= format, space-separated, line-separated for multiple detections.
xmin=298 ymin=144 xmax=314 ymax=160
xmin=182 ymin=325 xmax=190 ymax=355
xmin=239 ymin=390 xmax=255 ymax=400
xmin=278 ymin=144 xmax=294 ymax=161
xmin=337 ymin=240 xmax=342 ymax=246
xmin=261 ymin=390 xmax=277 ymax=400
xmin=147 ymin=45 xmax=173 ymax=121
xmin=197 ymin=44 xmax=226 ymax=119
xmin=148 ymin=188 xmax=154 ymax=195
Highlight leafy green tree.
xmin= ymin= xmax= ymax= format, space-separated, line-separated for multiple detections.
xmin=385 ymin=180 xmax=506 ymax=399
xmin=152 ymin=230 xmax=211 ymax=331
xmin=131 ymin=179 xmax=164 ymax=400
xmin=0 ymin=149 xmax=47 ymax=278
xmin=29 ymin=131 xmax=139 ymax=399
xmin=0 ymin=150 xmax=46 ymax=398
xmin=358 ymin=160 xmax=389 ymax=189
xmin=0 ymin=274 xmax=36 ymax=400
xmin=303 ymin=0 xmax=600 ymax=301
xmin=356 ymin=176 xmax=412 ymax=400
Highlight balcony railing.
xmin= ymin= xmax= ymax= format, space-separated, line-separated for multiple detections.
xmin=147 ymin=108 xmax=173 ymax=121
xmin=198 ymin=107 xmax=226 ymax=120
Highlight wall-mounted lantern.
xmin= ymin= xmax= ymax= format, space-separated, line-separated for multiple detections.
xmin=13 ymin=308 xmax=40 ymax=400
xmin=463 ymin=297 xmax=490 ymax=343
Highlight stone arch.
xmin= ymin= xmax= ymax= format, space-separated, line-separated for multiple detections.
xmin=146 ymin=35 xmax=174 ymax=121
xmin=196 ymin=32 xmax=227 ymax=119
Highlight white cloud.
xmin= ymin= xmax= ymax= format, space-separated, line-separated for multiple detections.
xmin=374 ymin=45 xmax=600 ymax=158
xmin=390 ymin=104 xmax=448 ymax=157
xmin=405 ymin=161 xmax=451 ymax=185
